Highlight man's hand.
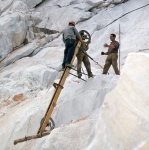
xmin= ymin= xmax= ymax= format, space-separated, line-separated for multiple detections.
xmin=101 ymin=52 xmax=105 ymax=55
xmin=88 ymin=40 xmax=91 ymax=44
xmin=104 ymin=43 xmax=109 ymax=47
xmin=80 ymin=39 xmax=84 ymax=43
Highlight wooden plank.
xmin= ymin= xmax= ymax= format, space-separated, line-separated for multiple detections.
xmin=38 ymin=41 xmax=81 ymax=133
xmin=14 ymin=130 xmax=51 ymax=145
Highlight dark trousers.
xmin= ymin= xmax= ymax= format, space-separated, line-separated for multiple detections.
xmin=62 ymin=39 xmax=76 ymax=68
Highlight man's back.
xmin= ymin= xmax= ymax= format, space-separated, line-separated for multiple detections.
xmin=62 ymin=26 xmax=81 ymax=41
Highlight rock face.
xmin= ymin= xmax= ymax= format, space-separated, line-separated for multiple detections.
xmin=10 ymin=1 xmax=28 ymax=12
xmin=3 ymin=53 xmax=148 ymax=150
xmin=0 ymin=0 xmax=149 ymax=150
xmin=0 ymin=12 xmax=27 ymax=61
xmin=0 ymin=73 xmax=118 ymax=150
xmin=0 ymin=47 xmax=63 ymax=117
xmin=0 ymin=43 xmax=36 ymax=68
xmin=0 ymin=1 xmax=28 ymax=61
xmin=0 ymin=1 xmax=42 ymax=62
xmin=0 ymin=0 xmax=42 ymax=12
xmin=21 ymin=0 xmax=42 ymax=8
xmin=87 ymin=53 xmax=149 ymax=150
xmin=36 ymin=5 xmax=92 ymax=33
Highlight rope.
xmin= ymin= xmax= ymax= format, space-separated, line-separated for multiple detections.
xmin=105 ymin=3 xmax=149 ymax=28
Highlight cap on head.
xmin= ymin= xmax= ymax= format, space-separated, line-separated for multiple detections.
xmin=69 ymin=21 xmax=75 ymax=26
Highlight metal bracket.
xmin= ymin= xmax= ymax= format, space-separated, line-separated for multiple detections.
xmin=53 ymin=83 xmax=63 ymax=89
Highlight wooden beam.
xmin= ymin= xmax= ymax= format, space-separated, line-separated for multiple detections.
xmin=14 ymin=41 xmax=81 ymax=145
xmin=37 ymin=41 xmax=81 ymax=133
xmin=14 ymin=130 xmax=51 ymax=145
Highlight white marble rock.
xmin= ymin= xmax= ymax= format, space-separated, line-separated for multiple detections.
xmin=0 ymin=0 xmax=149 ymax=150
xmin=87 ymin=53 xmax=149 ymax=150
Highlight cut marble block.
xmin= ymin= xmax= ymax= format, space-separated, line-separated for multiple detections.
xmin=87 ymin=53 xmax=149 ymax=150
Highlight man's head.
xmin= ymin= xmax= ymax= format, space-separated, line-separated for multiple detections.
xmin=80 ymin=32 xmax=84 ymax=36
xmin=110 ymin=34 xmax=116 ymax=41
xmin=80 ymin=32 xmax=86 ymax=40
xmin=69 ymin=21 xmax=75 ymax=26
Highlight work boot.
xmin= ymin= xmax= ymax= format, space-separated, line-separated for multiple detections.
xmin=88 ymin=73 xmax=94 ymax=78
xmin=61 ymin=68 xmax=65 ymax=71
xmin=78 ymin=73 xmax=82 ymax=78
xmin=65 ymin=64 xmax=74 ymax=68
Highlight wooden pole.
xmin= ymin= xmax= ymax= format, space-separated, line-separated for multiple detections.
xmin=14 ymin=41 xmax=82 ymax=145
xmin=14 ymin=41 xmax=81 ymax=145
xmin=37 ymin=41 xmax=82 ymax=134
xmin=119 ymin=24 xmax=120 ymax=73
xmin=14 ymin=130 xmax=51 ymax=145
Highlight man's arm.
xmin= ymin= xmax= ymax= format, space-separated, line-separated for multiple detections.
xmin=73 ymin=27 xmax=83 ymax=43
xmin=86 ymin=40 xmax=91 ymax=50
xmin=101 ymin=43 xmax=117 ymax=55
xmin=101 ymin=43 xmax=111 ymax=55
xmin=104 ymin=43 xmax=115 ymax=49
xmin=62 ymin=33 xmax=65 ymax=43
xmin=104 ymin=42 xmax=119 ymax=49
xmin=101 ymin=51 xmax=108 ymax=55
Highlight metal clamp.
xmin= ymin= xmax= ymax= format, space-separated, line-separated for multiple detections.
xmin=53 ymin=83 xmax=63 ymax=89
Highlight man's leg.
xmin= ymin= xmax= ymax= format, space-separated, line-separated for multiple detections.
xmin=77 ymin=52 xmax=84 ymax=77
xmin=62 ymin=48 xmax=67 ymax=68
xmin=62 ymin=39 xmax=69 ymax=68
xmin=83 ymin=55 xmax=93 ymax=77
xmin=65 ymin=39 xmax=76 ymax=65
xmin=111 ymin=53 xmax=120 ymax=75
xmin=102 ymin=55 xmax=111 ymax=74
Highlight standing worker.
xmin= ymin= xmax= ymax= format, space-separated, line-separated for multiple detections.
xmin=101 ymin=34 xmax=120 ymax=75
xmin=76 ymin=32 xmax=93 ymax=78
xmin=62 ymin=21 xmax=83 ymax=70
